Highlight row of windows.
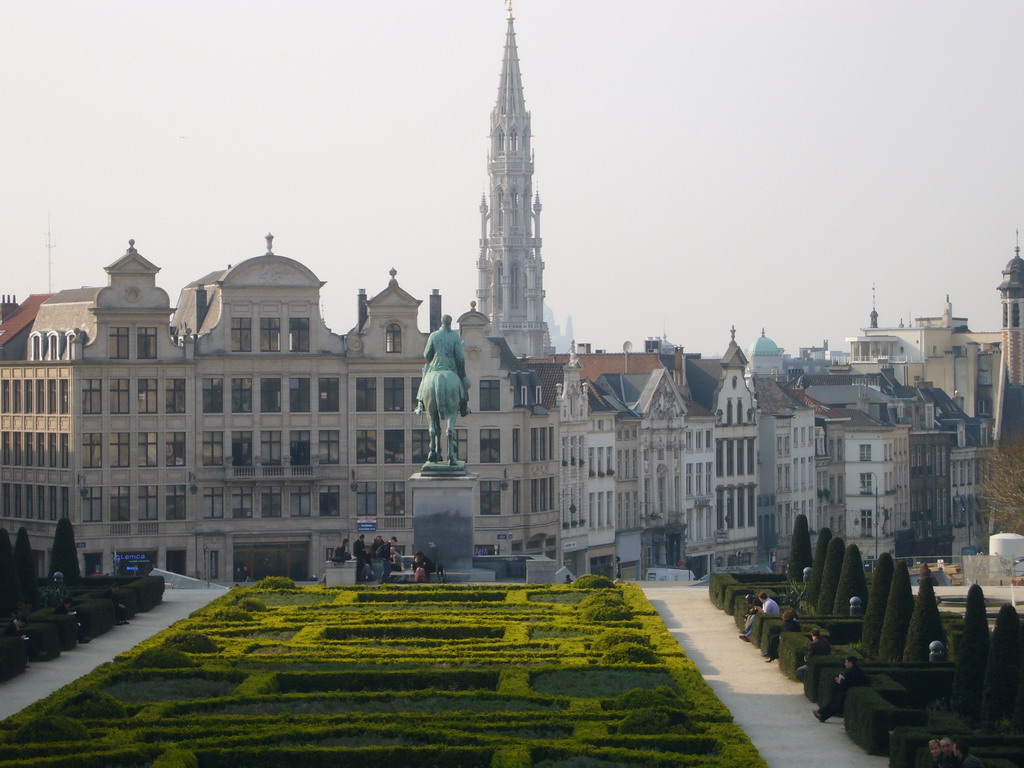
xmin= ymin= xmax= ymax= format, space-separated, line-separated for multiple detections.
xmin=0 ymin=483 xmax=69 ymax=520
xmin=2 ymin=432 xmax=70 ymax=468
xmin=205 ymin=430 xmax=336 ymax=466
xmin=716 ymin=486 xmax=757 ymax=530
xmin=1 ymin=378 xmax=71 ymax=415
xmin=715 ymin=438 xmax=756 ymax=478
xmin=204 ymin=485 xmax=338 ymax=518
xmin=355 ymin=378 xmax=501 ymax=412
xmin=108 ymin=327 xmax=159 ymax=359
xmin=82 ymin=378 xmax=186 ymax=415
xmin=355 ymin=428 xmax=502 ymax=465
xmin=83 ymin=432 xmax=187 ymax=468
xmin=229 ymin=318 xmax=310 ymax=353
xmin=203 ymin=377 xmax=339 ymax=414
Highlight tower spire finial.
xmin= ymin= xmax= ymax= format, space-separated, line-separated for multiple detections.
xmin=505 ymin=0 xmax=513 ymax=19
xmin=1017 ymin=228 xmax=1020 ymax=257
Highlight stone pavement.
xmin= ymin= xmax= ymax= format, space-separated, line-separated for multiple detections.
xmin=643 ymin=583 xmax=887 ymax=768
xmin=0 ymin=586 xmax=226 ymax=721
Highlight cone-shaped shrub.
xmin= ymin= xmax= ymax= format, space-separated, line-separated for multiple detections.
xmin=0 ymin=528 xmax=22 ymax=616
xmin=49 ymin=517 xmax=81 ymax=585
xmin=14 ymin=526 xmax=38 ymax=609
xmin=982 ymin=603 xmax=1021 ymax=724
xmin=952 ymin=584 xmax=989 ymax=721
xmin=816 ymin=536 xmax=845 ymax=614
xmin=804 ymin=527 xmax=832 ymax=611
xmin=877 ymin=561 xmax=913 ymax=662
xmin=787 ymin=514 xmax=813 ymax=584
xmin=1014 ymin=655 xmax=1024 ymax=732
xmin=862 ymin=553 xmax=893 ymax=659
xmin=903 ymin=576 xmax=945 ymax=661
xmin=832 ymin=543 xmax=869 ymax=616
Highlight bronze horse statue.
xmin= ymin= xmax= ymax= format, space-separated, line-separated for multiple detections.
xmin=415 ymin=315 xmax=470 ymax=466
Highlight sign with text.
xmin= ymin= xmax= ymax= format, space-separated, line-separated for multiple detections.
xmin=356 ymin=516 xmax=378 ymax=532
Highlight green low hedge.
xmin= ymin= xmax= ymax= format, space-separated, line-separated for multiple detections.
xmin=25 ymin=610 xmax=79 ymax=651
xmin=889 ymin=728 xmax=1024 ymax=768
xmin=842 ymin=685 xmax=928 ymax=755
xmin=22 ymin=620 xmax=61 ymax=661
xmin=0 ymin=635 xmax=28 ymax=680
xmin=72 ymin=599 xmax=115 ymax=639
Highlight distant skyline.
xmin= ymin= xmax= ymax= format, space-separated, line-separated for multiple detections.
xmin=3 ymin=1 xmax=1023 ymax=358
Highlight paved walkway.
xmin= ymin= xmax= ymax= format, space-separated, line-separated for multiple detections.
xmin=643 ymin=584 xmax=887 ymax=768
xmin=0 ymin=586 xmax=225 ymax=721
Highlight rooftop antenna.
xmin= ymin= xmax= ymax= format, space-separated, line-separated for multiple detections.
xmin=45 ymin=214 xmax=57 ymax=292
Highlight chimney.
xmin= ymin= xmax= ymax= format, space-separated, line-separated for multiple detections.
xmin=195 ymin=288 xmax=209 ymax=330
xmin=429 ymin=289 xmax=442 ymax=332
xmin=357 ymin=289 xmax=368 ymax=331
xmin=0 ymin=295 xmax=18 ymax=323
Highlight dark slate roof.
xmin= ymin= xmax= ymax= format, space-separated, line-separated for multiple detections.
xmin=525 ymin=362 xmax=564 ymax=411
xmin=685 ymin=357 xmax=723 ymax=412
xmin=999 ymin=383 xmax=1024 ymax=442
xmin=684 ymin=397 xmax=715 ymax=419
xmin=46 ymin=287 xmax=102 ymax=304
xmin=488 ymin=336 xmax=528 ymax=372
xmin=753 ymin=377 xmax=811 ymax=416
xmin=545 ymin=352 xmax=665 ymax=377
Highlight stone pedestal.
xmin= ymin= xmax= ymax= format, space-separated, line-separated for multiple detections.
xmin=324 ymin=561 xmax=357 ymax=586
xmin=409 ymin=470 xmax=478 ymax=573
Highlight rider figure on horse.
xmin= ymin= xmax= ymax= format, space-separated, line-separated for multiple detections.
xmin=414 ymin=315 xmax=471 ymax=464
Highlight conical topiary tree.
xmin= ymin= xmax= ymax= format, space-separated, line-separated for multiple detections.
xmin=952 ymin=583 xmax=989 ymax=721
xmin=861 ymin=553 xmax=894 ymax=659
xmin=833 ymin=543 xmax=869 ymax=616
xmin=804 ymin=527 xmax=832 ymax=612
xmin=982 ymin=603 xmax=1021 ymax=724
xmin=787 ymin=514 xmax=814 ymax=584
xmin=13 ymin=526 xmax=38 ymax=609
xmin=903 ymin=576 xmax=946 ymax=662
xmin=49 ymin=517 xmax=81 ymax=585
xmin=816 ymin=536 xmax=845 ymax=614
xmin=877 ymin=560 xmax=914 ymax=662
xmin=0 ymin=528 xmax=23 ymax=616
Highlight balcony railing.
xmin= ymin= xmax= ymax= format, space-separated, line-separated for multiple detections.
xmin=228 ymin=465 xmax=319 ymax=481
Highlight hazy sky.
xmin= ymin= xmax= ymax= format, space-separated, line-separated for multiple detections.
xmin=4 ymin=1 xmax=1024 ymax=359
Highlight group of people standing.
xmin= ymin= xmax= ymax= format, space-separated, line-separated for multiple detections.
xmin=339 ymin=534 xmax=434 ymax=584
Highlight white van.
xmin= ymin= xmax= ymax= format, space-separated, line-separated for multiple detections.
xmin=645 ymin=568 xmax=697 ymax=582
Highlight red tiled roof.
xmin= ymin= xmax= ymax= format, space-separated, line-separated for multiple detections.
xmin=0 ymin=294 xmax=54 ymax=347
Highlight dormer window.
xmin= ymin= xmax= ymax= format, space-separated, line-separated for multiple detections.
xmin=386 ymin=323 xmax=402 ymax=353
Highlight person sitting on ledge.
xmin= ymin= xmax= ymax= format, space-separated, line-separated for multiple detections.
xmin=814 ymin=655 xmax=868 ymax=722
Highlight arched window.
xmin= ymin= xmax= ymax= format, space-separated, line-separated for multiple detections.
xmin=497 ymin=130 xmax=505 ymax=154
xmin=736 ymin=398 xmax=743 ymax=424
xmin=726 ymin=399 xmax=733 ymax=425
xmin=30 ymin=334 xmax=42 ymax=361
xmin=510 ymin=132 xmax=518 ymax=151
xmin=493 ymin=262 xmax=503 ymax=311
xmin=510 ymin=264 xmax=520 ymax=309
xmin=385 ymin=323 xmax=402 ymax=353
xmin=1014 ymin=303 xmax=1020 ymax=328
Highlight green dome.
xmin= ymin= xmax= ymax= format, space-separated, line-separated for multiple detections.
xmin=747 ymin=329 xmax=780 ymax=357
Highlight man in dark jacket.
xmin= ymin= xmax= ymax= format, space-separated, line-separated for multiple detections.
xmin=815 ymin=655 xmax=868 ymax=722
xmin=353 ymin=534 xmax=368 ymax=582
xmin=797 ymin=627 xmax=832 ymax=680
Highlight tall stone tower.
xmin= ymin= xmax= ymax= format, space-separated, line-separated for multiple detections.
xmin=476 ymin=6 xmax=549 ymax=359
xmin=999 ymin=241 xmax=1024 ymax=385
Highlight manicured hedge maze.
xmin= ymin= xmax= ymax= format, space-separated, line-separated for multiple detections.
xmin=0 ymin=583 xmax=767 ymax=768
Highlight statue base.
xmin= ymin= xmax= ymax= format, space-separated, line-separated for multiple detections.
xmin=419 ymin=460 xmax=467 ymax=476
xmin=409 ymin=470 xmax=477 ymax=573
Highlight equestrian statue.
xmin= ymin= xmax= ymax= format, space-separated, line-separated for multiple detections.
xmin=414 ymin=314 xmax=470 ymax=467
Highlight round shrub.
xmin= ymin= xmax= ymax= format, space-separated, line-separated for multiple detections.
xmin=591 ymin=629 xmax=651 ymax=652
xmin=63 ymin=690 xmax=126 ymax=719
xmin=152 ymin=748 xmax=199 ymax=768
xmin=164 ymin=631 xmax=221 ymax=654
xmin=131 ymin=647 xmax=197 ymax=669
xmin=13 ymin=715 xmax=89 ymax=744
xmin=602 ymin=642 xmax=657 ymax=664
xmin=611 ymin=686 xmax=680 ymax=711
xmin=577 ymin=593 xmax=631 ymax=622
xmin=254 ymin=576 xmax=296 ymax=590
xmin=572 ymin=574 xmax=615 ymax=589
xmin=618 ymin=708 xmax=670 ymax=734
xmin=206 ymin=606 xmax=253 ymax=623
xmin=235 ymin=597 xmax=268 ymax=612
